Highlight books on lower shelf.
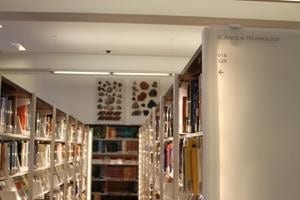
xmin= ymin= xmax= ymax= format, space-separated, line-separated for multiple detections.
xmin=182 ymin=136 xmax=203 ymax=195
xmin=93 ymin=165 xmax=138 ymax=180
xmin=54 ymin=143 xmax=65 ymax=164
xmin=34 ymin=143 xmax=51 ymax=169
xmin=0 ymin=176 xmax=29 ymax=200
xmin=0 ymin=141 xmax=29 ymax=177
xmin=91 ymin=125 xmax=139 ymax=200
xmin=54 ymin=166 xmax=65 ymax=187
xmin=33 ymin=169 xmax=51 ymax=198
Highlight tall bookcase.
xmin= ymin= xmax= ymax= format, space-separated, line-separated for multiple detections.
xmin=139 ymin=47 xmax=203 ymax=200
xmin=91 ymin=125 xmax=139 ymax=200
xmin=0 ymin=76 xmax=90 ymax=200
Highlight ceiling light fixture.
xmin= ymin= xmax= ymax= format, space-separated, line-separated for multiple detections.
xmin=52 ymin=71 xmax=111 ymax=75
xmin=0 ymin=25 xmax=3 ymax=28
xmin=52 ymin=71 xmax=173 ymax=76
xmin=11 ymin=43 xmax=26 ymax=51
xmin=113 ymin=72 xmax=172 ymax=76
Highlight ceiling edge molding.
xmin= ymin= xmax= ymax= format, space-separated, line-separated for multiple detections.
xmin=0 ymin=12 xmax=300 ymax=29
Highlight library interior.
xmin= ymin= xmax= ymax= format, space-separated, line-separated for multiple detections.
xmin=0 ymin=1 xmax=300 ymax=200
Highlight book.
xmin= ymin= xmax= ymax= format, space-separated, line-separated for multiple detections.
xmin=35 ymin=143 xmax=51 ymax=167
xmin=182 ymin=96 xmax=188 ymax=133
xmin=17 ymin=98 xmax=31 ymax=134
xmin=0 ymin=141 xmax=29 ymax=176
xmin=54 ymin=144 xmax=65 ymax=164
xmin=182 ymin=137 xmax=202 ymax=194
xmin=56 ymin=118 xmax=66 ymax=140
xmin=14 ymin=176 xmax=29 ymax=199
xmin=190 ymin=138 xmax=199 ymax=194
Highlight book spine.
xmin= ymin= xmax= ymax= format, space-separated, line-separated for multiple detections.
xmin=190 ymin=79 xmax=199 ymax=133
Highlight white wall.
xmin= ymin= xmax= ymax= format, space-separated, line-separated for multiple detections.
xmin=2 ymin=72 xmax=172 ymax=124
xmin=203 ymin=27 xmax=300 ymax=200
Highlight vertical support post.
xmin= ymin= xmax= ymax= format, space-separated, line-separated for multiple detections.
xmin=173 ymin=74 xmax=180 ymax=200
xmin=86 ymin=128 xmax=92 ymax=200
xmin=50 ymin=107 xmax=56 ymax=200
xmin=159 ymin=96 xmax=164 ymax=199
xmin=28 ymin=94 xmax=36 ymax=200
xmin=64 ymin=115 xmax=69 ymax=200
xmin=151 ymin=108 xmax=156 ymax=200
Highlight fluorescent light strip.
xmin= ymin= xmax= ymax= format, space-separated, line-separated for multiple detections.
xmin=53 ymin=71 xmax=111 ymax=75
xmin=11 ymin=43 xmax=26 ymax=51
xmin=113 ymin=72 xmax=172 ymax=76
xmin=52 ymin=71 xmax=173 ymax=76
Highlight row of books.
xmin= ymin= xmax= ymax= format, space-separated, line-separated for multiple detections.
xmin=107 ymin=166 xmax=138 ymax=179
xmin=93 ymin=126 xmax=138 ymax=139
xmin=0 ymin=141 xmax=29 ymax=176
xmin=92 ymin=181 xmax=138 ymax=193
xmin=67 ymin=144 xmax=82 ymax=162
xmin=182 ymin=137 xmax=203 ymax=195
xmin=55 ymin=119 xmax=66 ymax=141
xmin=54 ymin=143 xmax=65 ymax=164
xmin=93 ymin=166 xmax=138 ymax=179
xmin=66 ymin=124 xmax=84 ymax=144
xmin=0 ymin=176 xmax=29 ymax=199
xmin=35 ymin=113 xmax=52 ymax=138
xmin=0 ymin=97 xmax=31 ymax=134
xmin=93 ymin=140 xmax=138 ymax=153
xmin=33 ymin=169 xmax=51 ymax=197
xmin=181 ymin=78 xmax=202 ymax=134
xmin=125 ymin=141 xmax=138 ymax=152
xmin=53 ymin=166 xmax=65 ymax=187
xmin=34 ymin=143 xmax=51 ymax=168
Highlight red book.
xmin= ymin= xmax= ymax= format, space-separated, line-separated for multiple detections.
xmin=17 ymin=105 xmax=27 ymax=130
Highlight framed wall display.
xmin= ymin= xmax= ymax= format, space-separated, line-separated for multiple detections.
xmin=129 ymin=79 xmax=160 ymax=118
xmin=97 ymin=79 xmax=124 ymax=122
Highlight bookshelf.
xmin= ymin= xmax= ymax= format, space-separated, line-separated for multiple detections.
xmin=138 ymin=46 xmax=203 ymax=200
xmin=0 ymin=76 xmax=90 ymax=200
xmin=91 ymin=125 xmax=139 ymax=200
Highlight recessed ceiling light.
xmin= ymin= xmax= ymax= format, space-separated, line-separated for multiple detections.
xmin=11 ymin=43 xmax=26 ymax=51
xmin=0 ymin=25 xmax=3 ymax=28
xmin=52 ymin=71 xmax=111 ymax=75
xmin=113 ymin=72 xmax=172 ymax=76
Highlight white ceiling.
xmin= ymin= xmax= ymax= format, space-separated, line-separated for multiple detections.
xmin=0 ymin=21 xmax=203 ymax=57
xmin=0 ymin=0 xmax=300 ymax=21
xmin=0 ymin=0 xmax=299 ymax=73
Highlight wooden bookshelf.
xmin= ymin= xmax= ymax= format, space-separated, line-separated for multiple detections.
xmin=91 ymin=125 xmax=139 ymax=200
xmin=0 ymin=76 xmax=90 ymax=200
